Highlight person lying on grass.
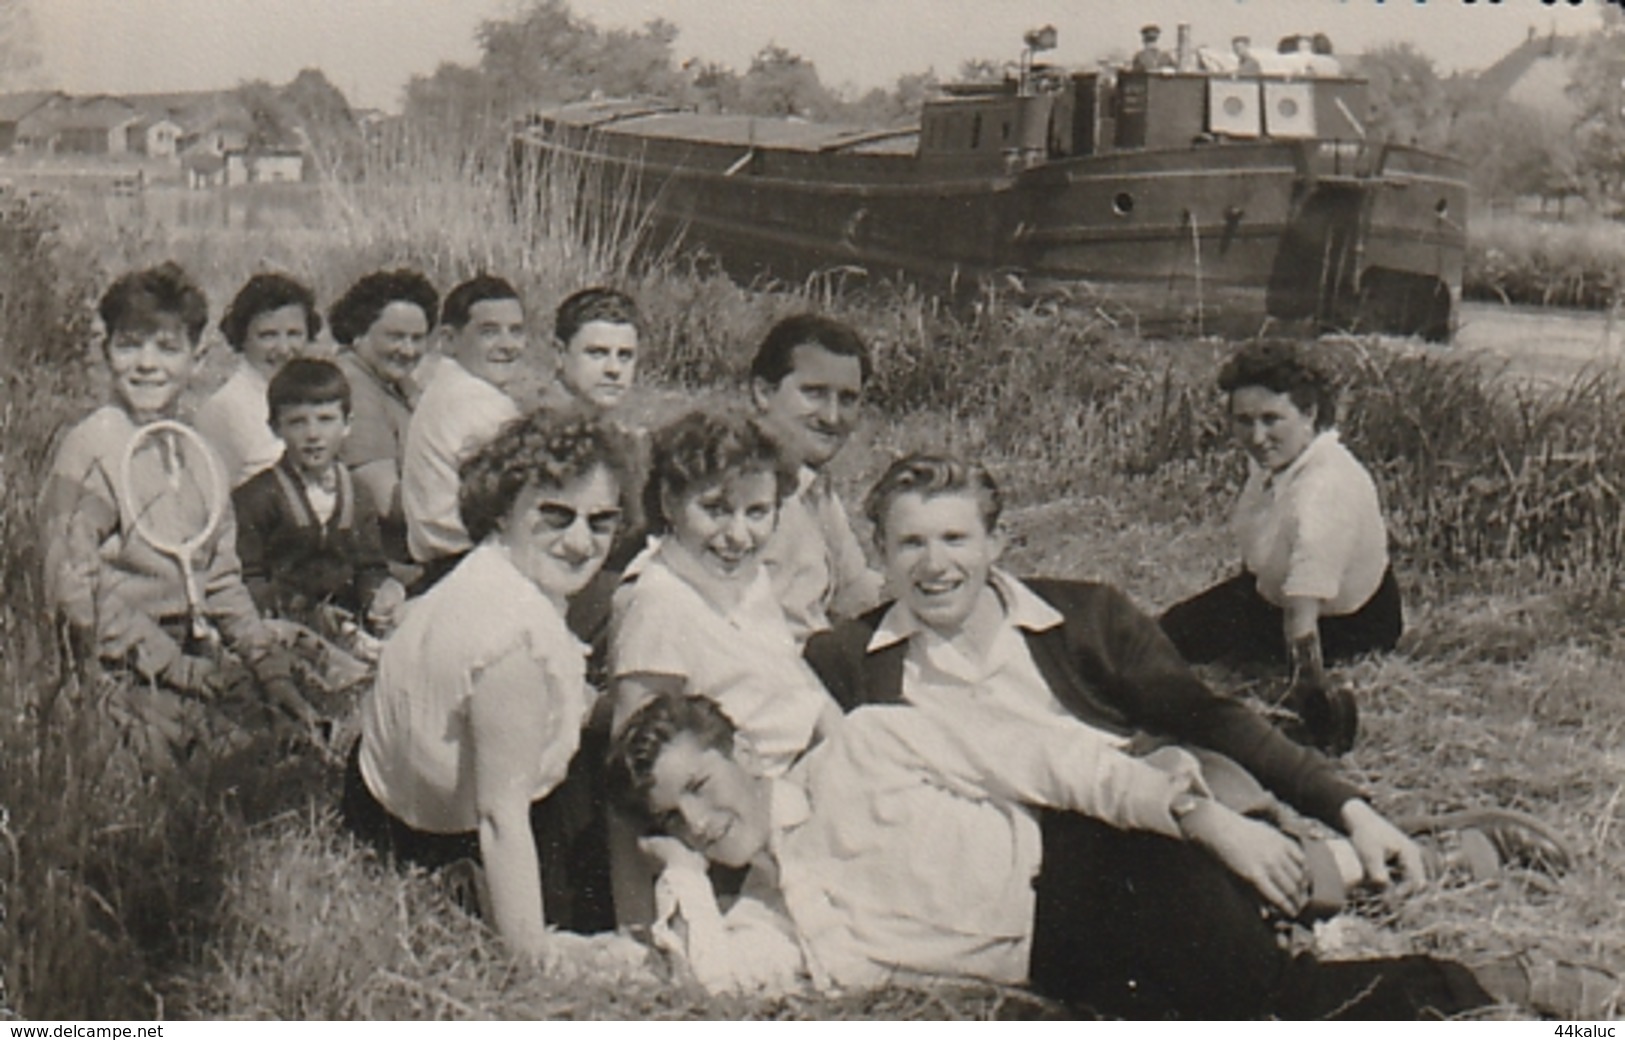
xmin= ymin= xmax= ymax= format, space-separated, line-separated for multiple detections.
xmin=609 ymin=693 xmax=1612 ymax=1018
xmin=402 ymin=274 xmax=528 ymax=594
xmin=195 ymin=272 xmax=321 ymax=489
xmin=1159 ymin=339 xmax=1401 ymax=756
xmin=40 ymin=262 xmax=317 ymax=766
xmin=233 ymin=358 xmax=405 ymax=640
xmin=343 ymin=410 xmax=631 ymax=953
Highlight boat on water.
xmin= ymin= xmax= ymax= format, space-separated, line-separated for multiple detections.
xmin=510 ymin=27 xmax=1468 ymax=340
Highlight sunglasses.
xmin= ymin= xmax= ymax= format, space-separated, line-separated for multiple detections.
xmin=535 ymin=501 xmax=622 ymax=537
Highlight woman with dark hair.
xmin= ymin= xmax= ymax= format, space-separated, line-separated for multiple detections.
xmin=196 ymin=272 xmax=322 ymax=487
xmin=342 ymin=410 xmax=629 ymax=954
xmin=1159 ymin=340 xmax=1400 ymax=755
xmin=328 ymin=268 xmax=439 ymax=561
xmin=609 ymin=407 xmax=840 ymax=771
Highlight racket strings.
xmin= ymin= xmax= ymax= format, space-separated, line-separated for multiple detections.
xmin=127 ymin=427 xmax=219 ymax=557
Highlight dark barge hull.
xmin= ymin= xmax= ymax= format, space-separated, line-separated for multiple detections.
xmin=513 ymin=95 xmax=1467 ymax=339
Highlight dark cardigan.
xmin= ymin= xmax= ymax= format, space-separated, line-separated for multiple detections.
xmin=804 ymin=576 xmax=1364 ymax=827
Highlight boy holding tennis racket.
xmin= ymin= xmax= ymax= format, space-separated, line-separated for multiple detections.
xmin=41 ymin=262 xmax=318 ymax=762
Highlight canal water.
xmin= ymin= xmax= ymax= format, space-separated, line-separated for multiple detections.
xmin=1452 ymin=300 xmax=1624 ymax=387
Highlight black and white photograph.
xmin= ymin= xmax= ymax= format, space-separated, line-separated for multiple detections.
xmin=1 ymin=0 xmax=1621 ymax=1024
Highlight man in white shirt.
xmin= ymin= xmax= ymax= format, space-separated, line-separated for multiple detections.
xmin=401 ymin=275 xmax=527 ymax=591
xmin=608 ymin=693 xmax=1511 ymax=1018
xmin=750 ymin=314 xmax=884 ymax=643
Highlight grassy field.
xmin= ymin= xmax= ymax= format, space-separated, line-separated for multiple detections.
xmin=2 ymin=158 xmax=1623 ymax=1020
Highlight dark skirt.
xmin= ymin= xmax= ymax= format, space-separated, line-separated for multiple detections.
xmin=1158 ymin=566 xmax=1403 ymax=667
xmin=340 ymin=733 xmax=614 ymax=934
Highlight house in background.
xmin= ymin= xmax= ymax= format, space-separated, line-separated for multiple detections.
xmin=53 ymin=96 xmax=140 ymax=154
xmin=224 ymin=149 xmax=304 ymax=185
xmin=0 ymin=91 xmax=65 ymax=151
xmin=126 ymin=116 xmax=183 ymax=159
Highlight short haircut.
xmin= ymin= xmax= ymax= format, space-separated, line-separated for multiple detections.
xmin=328 ymin=269 xmax=439 ymax=346
xmin=1277 ymin=34 xmax=1301 ymax=54
xmin=220 ymin=273 xmax=321 ymax=351
xmin=554 ymin=286 xmax=640 ymax=345
xmin=864 ymin=452 xmax=1003 ymax=546
xmin=749 ymin=313 xmax=871 ymax=388
xmin=98 ymin=262 xmax=208 ymax=346
xmin=1217 ymin=339 xmax=1337 ymax=431
xmin=441 ymin=274 xmax=521 ymax=330
xmin=643 ymin=408 xmax=797 ymax=536
xmin=267 ymin=358 xmax=351 ymax=422
xmin=458 ymin=408 xmax=630 ymax=545
xmin=1311 ymin=33 xmax=1334 ymax=55
xmin=606 ymin=694 xmax=738 ymax=827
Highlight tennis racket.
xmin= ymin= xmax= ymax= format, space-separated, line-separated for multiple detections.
xmin=119 ymin=419 xmax=227 ymax=649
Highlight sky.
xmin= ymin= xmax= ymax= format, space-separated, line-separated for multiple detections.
xmin=29 ymin=0 xmax=1609 ymax=113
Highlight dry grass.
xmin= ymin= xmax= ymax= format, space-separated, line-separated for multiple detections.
xmin=3 ymin=149 xmax=1623 ymax=1021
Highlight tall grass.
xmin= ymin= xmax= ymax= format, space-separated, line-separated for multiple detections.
xmin=1465 ymin=212 xmax=1625 ymax=311
xmin=2 ymin=141 xmax=1623 ymax=1019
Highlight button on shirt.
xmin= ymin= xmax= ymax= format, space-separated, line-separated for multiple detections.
xmin=1233 ymin=430 xmax=1388 ymax=616
xmin=402 ymin=357 xmax=520 ymax=562
xmin=760 ymin=467 xmax=884 ymax=645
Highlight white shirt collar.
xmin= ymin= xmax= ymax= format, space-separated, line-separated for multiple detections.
xmin=867 ymin=568 xmax=1062 ymax=653
xmin=1260 ymin=429 xmax=1340 ymax=488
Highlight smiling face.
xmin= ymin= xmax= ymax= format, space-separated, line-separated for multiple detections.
xmin=879 ymin=490 xmax=1004 ymax=637
xmin=272 ymin=399 xmax=350 ymax=481
xmin=752 ymin=343 xmax=863 ymax=471
xmin=647 ymin=733 xmax=771 ymax=868
xmin=352 ymin=300 xmax=429 ymax=390
xmin=241 ymin=302 xmax=311 ymax=378
xmin=557 ymin=319 xmax=637 ymax=411
xmin=450 ymin=297 xmax=527 ymax=393
xmin=105 ymin=312 xmax=202 ymax=423
xmin=666 ymin=470 xmax=781 ymax=583
xmin=497 ymin=465 xmax=621 ymax=601
xmin=1229 ymin=384 xmax=1318 ymax=473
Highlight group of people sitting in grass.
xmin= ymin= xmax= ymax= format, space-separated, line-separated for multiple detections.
xmin=41 ymin=261 xmax=1610 ymax=1019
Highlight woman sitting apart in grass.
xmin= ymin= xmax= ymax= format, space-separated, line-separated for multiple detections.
xmin=328 ymin=269 xmax=439 ymax=566
xmin=609 ymin=408 xmax=843 ymax=770
xmin=343 ymin=411 xmax=628 ymax=953
xmin=195 ymin=273 xmax=321 ymax=489
xmin=1159 ymin=340 xmax=1400 ymax=756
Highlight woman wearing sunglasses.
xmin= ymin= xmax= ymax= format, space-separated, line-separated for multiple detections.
xmin=342 ymin=410 xmax=629 ymax=957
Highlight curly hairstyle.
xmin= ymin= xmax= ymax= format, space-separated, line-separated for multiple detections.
xmin=553 ymin=286 xmax=640 ymax=345
xmin=749 ymin=312 xmax=871 ymax=388
xmin=219 ymin=273 xmax=322 ymax=351
xmin=328 ymin=268 xmax=439 ymax=346
xmin=441 ymin=274 xmax=521 ymax=330
xmin=1217 ymin=339 xmax=1338 ymax=431
xmin=457 ymin=408 xmax=630 ymax=545
xmin=642 ymin=408 xmax=797 ymax=536
xmin=98 ymin=261 xmax=209 ymax=346
xmin=605 ymin=694 xmax=739 ymax=827
xmin=863 ymin=451 xmax=1003 ymax=546
xmin=267 ymin=358 xmax=350 ymax=422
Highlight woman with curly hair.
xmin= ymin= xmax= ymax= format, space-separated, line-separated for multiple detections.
xmin=609 ymin=407 xmax=843 ymax=774
xmin=1159 ymin=340 xmax=1401 ymax=756
xmin=342 ymin=410 xmax=629 ymax=953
